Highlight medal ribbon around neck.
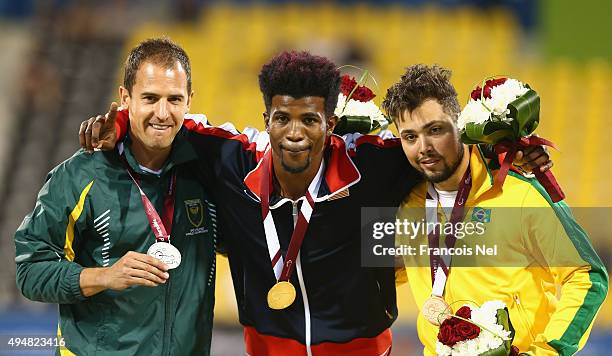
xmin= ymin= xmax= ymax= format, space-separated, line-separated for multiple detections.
xmin=121 ymin=155 xmax=177 ymax=243
xmin=260 ymin=150 xmax=324 ymax=283
xmin=425 ymin=164 xmax=472 ymax=297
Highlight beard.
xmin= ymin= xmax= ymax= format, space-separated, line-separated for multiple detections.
xmin=281 ymin=157 xmax=311 ymax=174
xmin=418 ymin=142 xmax=464 ymax=183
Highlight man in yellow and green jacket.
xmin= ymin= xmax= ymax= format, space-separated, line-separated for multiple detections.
xmin=382 ymin=64 xmax=608 ymax=355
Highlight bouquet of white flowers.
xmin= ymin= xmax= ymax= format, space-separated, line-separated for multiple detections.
xmin=435 ymin=301 xmax=518 ymax=356
xmin=457 ymin=77 xmax=564 ymax=203
xmin=333 ymin=74 xmax=388 ymax=135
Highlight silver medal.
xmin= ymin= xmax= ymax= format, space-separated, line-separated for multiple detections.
xmin=147 ymin=242 xmax=181 ymax=269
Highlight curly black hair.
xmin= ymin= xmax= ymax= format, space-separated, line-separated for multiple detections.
xmin=382 ymin=64 xmax=460 ymax=123
xmin=258 ymin=51 xmax=341 ymax=117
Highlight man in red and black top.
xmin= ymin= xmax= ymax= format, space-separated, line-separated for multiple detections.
xmin=80 ymin=51 xmax=549 ymax=355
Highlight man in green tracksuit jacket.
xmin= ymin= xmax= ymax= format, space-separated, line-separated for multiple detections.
xmin=14 ymin=38 xmax=217 ymax=355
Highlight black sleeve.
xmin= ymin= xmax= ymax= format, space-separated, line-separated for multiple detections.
xmin=351 ymin=142 xmax=422 ymax=207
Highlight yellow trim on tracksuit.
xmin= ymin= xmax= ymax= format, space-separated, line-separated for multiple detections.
xmin=63 ymin=180 xmax=94 ymax=261
xmin=57 ymin=324 xmax=75 ymax=356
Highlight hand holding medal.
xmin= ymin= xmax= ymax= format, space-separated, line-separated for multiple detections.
xmin=123 ymin=157 xmax=182 ymax=270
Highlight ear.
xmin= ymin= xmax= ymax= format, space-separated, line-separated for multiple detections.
xmin=263 ymin=112 xmax=270 ymax=131
xmin=119 ymin=86 xmax=130 ymax=109
xmin=186 ymin=90 xmax=194 ymax=112
xmin=326 ymin=115 xmax=338 ymax=136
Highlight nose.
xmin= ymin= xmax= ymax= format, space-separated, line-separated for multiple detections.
xmin=285 ymin=120 xmax=305 ymax=142
xmin=418 ymin=135 xmax=433 ymax=155
xmin=154 ymin=99 xmax=170 ymax=120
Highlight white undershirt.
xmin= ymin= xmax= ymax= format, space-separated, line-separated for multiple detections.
xmin=139 ymin=165 xmax=162 ymax=175
xmin=434 ymin=188 xmax=458 ymax=220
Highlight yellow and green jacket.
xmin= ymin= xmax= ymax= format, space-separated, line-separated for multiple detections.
xmin=397 ymin=147 xmax=608 ymax=355
xmin=14 ymin=129 xmax=218 ymax=356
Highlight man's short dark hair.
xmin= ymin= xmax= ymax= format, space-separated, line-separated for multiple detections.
xmin=123 ymin=37 xmax=191 ymax=94
xmin=382 ymin=64 xmax=460 ymax=123
xmin=258 ymin=51 xmax=341 ymax=117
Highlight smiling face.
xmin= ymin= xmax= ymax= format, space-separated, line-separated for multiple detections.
xmin=397 ymin=99 xmax=464 ymax=183
xmin=120 ymin=60 xmax=192 ymax=153
xmin=264 ymin=95 xmax=336 ymax=175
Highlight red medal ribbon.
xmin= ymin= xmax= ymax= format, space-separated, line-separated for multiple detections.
xmin=427 ymin=166 xmax=472 ymax=286
xmin=260 ymin=152 xmax=315 ymax=283
xmin=122 ymin=157 xmax=177 ymax=243
xmin=493 ymin=136 xmax=565 ymax=203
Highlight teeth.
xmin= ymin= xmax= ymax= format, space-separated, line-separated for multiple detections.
xmin=151 ymin=124 xmax=168 ymax=130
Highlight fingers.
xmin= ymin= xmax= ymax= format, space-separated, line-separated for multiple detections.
xmin=107 ymin=102 xmax=118 ymax=124
xmin=126 ymin=266 xmax=168 ymax=285
xmin=79 ymin=119 xmax=91 ymax=150
xmin=91 ymin=115 xmax=106 ymax=149
xmin=540 ymin=159 xmax=554 ymax=173
xmin=513 ymin=150 xmax=524 ymax=162
xmin=84 ymin=118 xmax=95 ymax=153
xmin=127 ymin=258 xmax=169 ymax=282
xmin=131 ymin=252 xmax=169 ymax=272
xmin=127 ymin=277 xmax=161 ymax=288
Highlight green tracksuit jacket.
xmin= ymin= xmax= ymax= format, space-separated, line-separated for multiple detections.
xmin=14 ymin=129 xmax=217 ymax=355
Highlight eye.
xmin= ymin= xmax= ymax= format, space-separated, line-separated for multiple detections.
xmin=274 ymin=115 xmax=288 ymax=123
xmin=169 ymin=96 xmax=183 ymax=103
xmin=143 ymin=96 xmax=157 ymax=103
xmin=430 ymin=126 xmax=442 ymax=134
xmin=303 ymin=117 xmax=317 ymax=125
xmin=402 ymin=133 xmax=417 ymax=142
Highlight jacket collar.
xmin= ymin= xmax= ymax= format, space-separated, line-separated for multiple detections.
xmin=244 ymin=135 xmax=361 ymax=208
xmin=117 ymin=127 xmax=197 ymax=176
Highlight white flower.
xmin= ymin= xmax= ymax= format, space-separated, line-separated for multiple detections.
xmin=457 ymin=99 xmax=491 ymax=130
xmin=436 ymin=342 xmax=452 ymax=356
xmin=436 ymin=301 xmax=510 ymax=356
xmin=334 ymin=93 xmax=387 ymax=128
xmin=489 ymin=79 xmax=528 ymax=116
xmin=458 ymin=78 xmax=529 ymax=131
xmin=334 ymin=93 xmax=347 ymax=117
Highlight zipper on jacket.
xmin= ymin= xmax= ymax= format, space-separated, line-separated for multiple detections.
xmin=512 ymin=294 xmax=535 ymax=340
xmin=291 ymin=200 xmax=312 ymax=356
xmin=292 ymin=201 xmax=299 ymax=223
xmin=161 ymin=266 xmax=173 ymax=355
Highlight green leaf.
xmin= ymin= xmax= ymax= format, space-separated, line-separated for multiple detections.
xmin=333 ymin=115 xmax=372 ymax=135
xmin=478 ymin=308 xmax=516 ymax=356
xmin=508 ymin=89 xmax=540 ymax=138
xmin=460 ymin=88 xmax=541 ymax=145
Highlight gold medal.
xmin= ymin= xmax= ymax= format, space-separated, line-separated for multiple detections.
xmin=267 ymin=281 xmax=296 ymax=310
xmin=422 ymin=295 xmax=451 ymax=326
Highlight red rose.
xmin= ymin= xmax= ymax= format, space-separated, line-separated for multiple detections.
xmin=340 ymin=75 xmax=357 ymax=96
xmin=352 ymin=86 xmax=376 ymax=102
xmin=509 ymin=345 xmax=520 ymax=356
xmin=437 ymin=323 xmax=458 ymax=346
xmin=456 ymin=306 xmax=472 ymax=319
xmin=470 ymin=78 xmax=507 ymax=100
xmin=454 ymin=320 xmax=480 ymax=341
xmin=482 ymin=85 xmax=492 ymax=99
xmin=470 ymin=87 xmax=483 ymax=100
xmin=486 ymin=77 xmax=507 ymax=88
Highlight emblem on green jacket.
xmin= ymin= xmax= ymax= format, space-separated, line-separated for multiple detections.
xmin=471 ymin=207 xmax=491 ymax=223
xmin=185 ymin=199 xmax=204 ymax=227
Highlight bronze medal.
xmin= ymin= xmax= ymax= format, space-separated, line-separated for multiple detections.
xmin=267 ymin=281 xmax=296 ymax=310
xmin=422 ymin=295 xmax=451 ymax=326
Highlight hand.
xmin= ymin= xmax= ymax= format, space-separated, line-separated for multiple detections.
xmin=513 ymin=145 xmax=553 ymax=174
xmin=79 ymin=102 xmax=119 ymax=153
xmin=80 ymin=251 xmax=169 ymax=297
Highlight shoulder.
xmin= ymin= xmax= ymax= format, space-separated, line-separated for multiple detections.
xmin=503 ymin=171 xmax=554 ymax=208
xmin=46 ymin=149 xmax=109 ymax=191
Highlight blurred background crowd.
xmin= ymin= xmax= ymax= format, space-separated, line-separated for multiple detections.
xmin=0 ymin=0 xmax=610 ymax=354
